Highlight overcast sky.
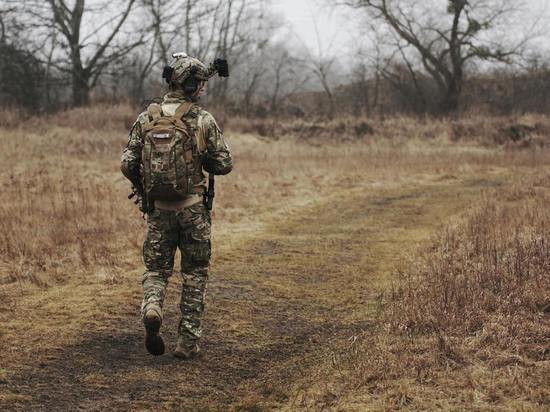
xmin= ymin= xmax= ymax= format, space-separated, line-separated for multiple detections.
xmin=272 ymin=0 xmax=550 ymax=59
xmin=271 ymin=0 xmax=350 ymax=56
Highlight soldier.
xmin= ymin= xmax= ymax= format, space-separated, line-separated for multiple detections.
xmin=121 ymin=53 xmax=233 ymax=358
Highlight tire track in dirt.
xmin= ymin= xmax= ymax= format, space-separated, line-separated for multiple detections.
xmin=0 ymin=175 xmax=505 ymax=411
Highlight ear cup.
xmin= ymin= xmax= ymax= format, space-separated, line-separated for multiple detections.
xmin=162 ymin=66 xmax=174 ymax=84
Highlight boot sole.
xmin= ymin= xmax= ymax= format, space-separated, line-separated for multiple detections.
xmin=173 ymin=349 xmax=198 ymax=359
xmin=173 ymin=344 xmax=200 ymax=359
xmin=144 ymin=314 xmax=165 ymax=356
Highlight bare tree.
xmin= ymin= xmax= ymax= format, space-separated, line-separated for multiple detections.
xmin=126 ymin=0 xmax=278 ymax=107
xmin=354 ymin=26 xmax=386 ymax=113
xmin=265 ymin=46 xmax=308 ymax=113
xmin=306 ymin=7 xmax=339 ymax=118
xmin=142 ymin=0 xmax=220 ymax=65
xmin=337 ymin=0 xmax=531 ymax=113
xmin=378 ymin=38 xmax=430 ymax=112
xmin=230 ymin=4 xmax=288 ymax=114
xmin=0 ymin=7 xmax=10 ymax=44
xmin=122 ymin=40 xmax=158 ymax=103
xmin=349 ymin=27 xmax=384 ymax=116
xmin=53 ymin=0 xmax=143 ymax=105
xmin=13 ymin=0 xmax=144 ymax=106
xmin=0 ymin=6 xmax=50 ymax=111
xmin=310 ymin=56 xmax=337 ymax=117
xmin=143 ymin=0 xmax=173 ymax=66
xmin=209 ymin=0 xmax=249 ymax=100
xmin=350 ymin=60 xmax=370 ymax=115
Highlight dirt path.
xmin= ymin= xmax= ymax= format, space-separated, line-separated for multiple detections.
xmin=0 ymin=173 xmax=506 ymax=410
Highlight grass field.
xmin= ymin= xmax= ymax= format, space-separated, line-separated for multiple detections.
xmin=0 ymin=105 xmax=548 ymax=410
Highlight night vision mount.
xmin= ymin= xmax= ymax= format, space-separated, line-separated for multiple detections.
xmin=212 ymin=58 xmax=229 ymax=77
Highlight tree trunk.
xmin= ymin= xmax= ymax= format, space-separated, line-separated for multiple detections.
xmin=372 ymin=71 xmax=380 ymax=112
xmin=72 ymin=69 xmax=90 ymax=106
xmin=130 ymin=75 xmax=145 ymax=104
xmin=442 ymin=78 xmax=461 ymax=114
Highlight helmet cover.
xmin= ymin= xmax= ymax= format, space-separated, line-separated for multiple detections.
xmin=169 ymin=52 xmax=214 ymax=84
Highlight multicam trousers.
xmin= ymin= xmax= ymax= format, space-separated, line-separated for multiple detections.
xmin=141 ymin=202 xmax=211 ymax=344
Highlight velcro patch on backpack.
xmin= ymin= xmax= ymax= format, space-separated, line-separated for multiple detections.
xmin=152 ymin=133 xmax=171 ymax=139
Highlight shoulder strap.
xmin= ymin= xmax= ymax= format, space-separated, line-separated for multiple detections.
xmin=147 ymin=103 xmax=162 ymax=120
xmin=174 ymin=101 xmax=195 ymax=120
xmin=174 ymin=102 xmax=207 ymax=154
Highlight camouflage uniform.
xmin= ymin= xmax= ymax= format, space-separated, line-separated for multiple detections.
xmin=121 ymin=90 xmax=232 ymax=348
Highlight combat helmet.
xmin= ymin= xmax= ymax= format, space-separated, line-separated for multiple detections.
xmin=162 ymin=52 xmax=229 ymax=94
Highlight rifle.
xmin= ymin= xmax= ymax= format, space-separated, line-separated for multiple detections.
xmin=128 ymin=184 xmax=153 ymax=214
xmin=203 ymin=173 xmax=215 ymax=211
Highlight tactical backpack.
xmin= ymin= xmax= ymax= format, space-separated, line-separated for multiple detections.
xmin=141 ymin=102 xmax=204 ymax=201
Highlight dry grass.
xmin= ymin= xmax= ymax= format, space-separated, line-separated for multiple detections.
xmin=295 ymin=178 xmax=550 ymax=410
xmin=0 ymin=125 xmax=138 ymax=288
xmin=0 ymin=104 xmax=549 ymax=410
xmin=390 ymin=179 xmax=550 ymax=338
xmin=0 ymin=103 xmax=135 ymax=130
xmin=3 ymin=104 xmax=545 ymax=290
xmin=225 ymin=112 xmax=550 ymax=148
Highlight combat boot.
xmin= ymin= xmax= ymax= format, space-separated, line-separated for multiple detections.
xmin=173 ymin=336 xmax=200 ymax=359
xmin=143 ymin=308 xmax=165 ymax=356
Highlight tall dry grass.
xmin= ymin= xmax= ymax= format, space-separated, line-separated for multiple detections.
xmin=3 ymin=101 xmax=549 ymax=146
xmin=0 ymin=103 xmax=135 ymax=130
xmin=308 ymin=178 xmax=550 ymax=409
xmin=390 ymin=180 xmax=550 ymax=339
xmin=225 ymin=112 xmax=550 ymax=149
xmin=0 ymin=140 xmax=137 ymax=287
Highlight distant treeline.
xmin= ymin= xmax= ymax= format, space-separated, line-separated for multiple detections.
xmin=1 ymin=0 xmax=549 ymax=118
xmin=225 ymin=69 xmax=550 ymax=118
xmin=2 ymin=35 xmax=550 ymax=118
xmin=2 ymin=41 xmax=549 ymax=118
xmin=336 ymin=69 xmax=550 ymax=117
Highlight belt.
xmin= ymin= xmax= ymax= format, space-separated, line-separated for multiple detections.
xmin=154 ymin=195 xmax=202 ymax=211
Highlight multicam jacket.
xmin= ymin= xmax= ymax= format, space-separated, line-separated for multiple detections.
xmin=121 ymin=91 xmax=233 ymax=203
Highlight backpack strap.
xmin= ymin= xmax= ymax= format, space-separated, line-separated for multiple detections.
xmin=181 ymin=104 xmax=208 ymax=153
xmin=174 ymin=101 xmax=194 ymax=119
xmin=147 ymin=103 xmax=162 ymax=121
xmin=174 ymin=102 xmax=207 ymax=155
